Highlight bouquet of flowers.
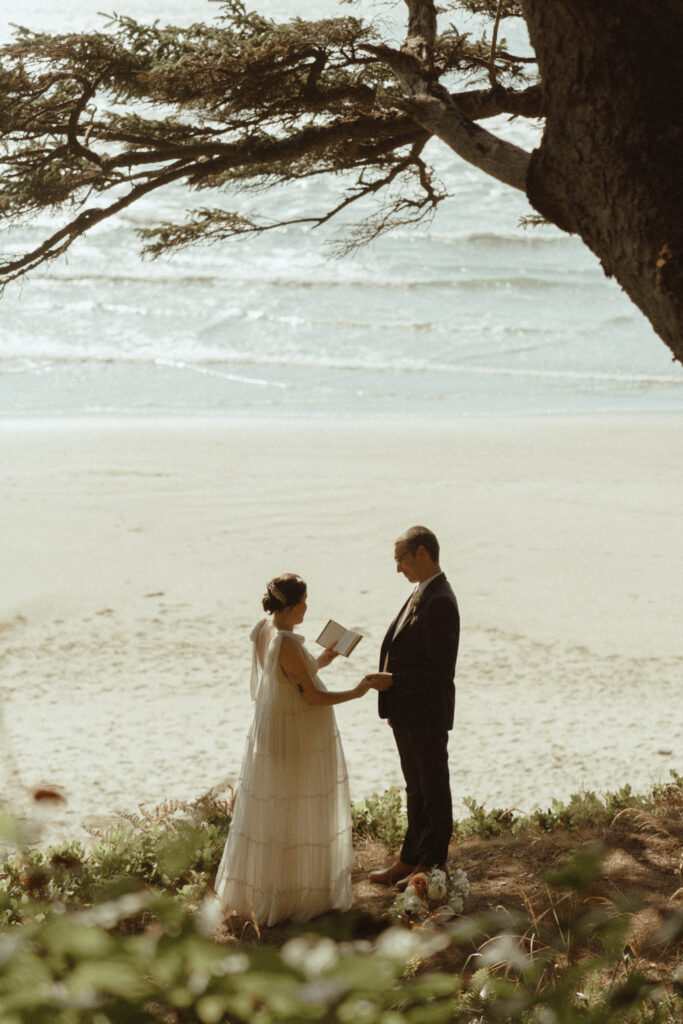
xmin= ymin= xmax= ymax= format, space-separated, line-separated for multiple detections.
xmin=390 ymin=867 xmax=470 ymax=925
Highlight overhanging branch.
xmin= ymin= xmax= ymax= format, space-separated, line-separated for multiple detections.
xmin=365 ymin=47 xmax=533 ymax=191
xmin=0 ymin=0 xmax=543 ymax=283
xmin=352 ymin=1 xmax=533 ymax=193
xmin=0 ymin=160 xmax=196 ymax=284
xmin=404 ymin=93 xmax=530 ymax=191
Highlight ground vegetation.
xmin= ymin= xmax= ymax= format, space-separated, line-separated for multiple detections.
xmin=1 ymin=774 xmax=681 ymax=1022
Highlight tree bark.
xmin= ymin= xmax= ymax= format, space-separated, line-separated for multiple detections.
xmin=522 ymin=0 xmax=683 ymax=363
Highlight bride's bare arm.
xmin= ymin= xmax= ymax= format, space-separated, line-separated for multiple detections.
xmin=279 ymin=637 xmax=370 ymax=706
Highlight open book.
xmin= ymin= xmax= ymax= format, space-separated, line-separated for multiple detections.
xmin=316 ymin=619 xmax=364 ymax=657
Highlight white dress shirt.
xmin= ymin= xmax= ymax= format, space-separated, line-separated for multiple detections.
xmin=390 ymin=571 xmax=444 ymax=642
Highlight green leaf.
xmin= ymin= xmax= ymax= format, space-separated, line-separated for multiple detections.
xmin=41 ymin=917 xmax=115 ymax=959
xmin=196 ymin=993 xmax=229 ymax=1024
xmin=67 ymin=958 xmax=151 ymax=1000
xmin=545 ymin=842 xmax=607 ymax=892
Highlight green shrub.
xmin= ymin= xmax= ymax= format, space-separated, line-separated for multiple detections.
xmin=456 ymin=770 xmax=683 ymax=837
xmin=351 ymin=789 xmax=407 ymax=849
xmin=0 ymin=794 xmax=232 ymax=922
xmin=3 ymin=772 xmax=680 ymax=927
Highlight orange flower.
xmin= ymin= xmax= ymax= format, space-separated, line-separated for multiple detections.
xmin=407 ymin=872 xmax=429 ymax=900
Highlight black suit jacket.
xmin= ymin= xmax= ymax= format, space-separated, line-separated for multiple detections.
xmin=378 ymin=573 xmax=459 ymax=731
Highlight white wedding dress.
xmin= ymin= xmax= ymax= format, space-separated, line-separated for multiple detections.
xmin=214 ymin=621 xmax=354 ymax=926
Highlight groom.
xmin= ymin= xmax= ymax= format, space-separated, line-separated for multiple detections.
xmin=365 ymin=526 xmax=460 ymax=887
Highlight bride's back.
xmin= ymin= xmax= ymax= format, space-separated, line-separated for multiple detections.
xmin=254 ymin=620 xmax=320 ymax=714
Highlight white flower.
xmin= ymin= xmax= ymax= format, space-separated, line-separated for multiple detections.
xmin=448 ymin=868 xmax=470 ymax=900
xmin=214 ymin=953 xmax=249 ymax=976
xmin=403 ymin=888 xmax=428 ymax=915
xmin=390 ymin=865 xmax=470 ymax=924
xmin=376 ymin=926 xmax=448 ymax=960
xmin=426 ymin=869 xmax=448 ymax=901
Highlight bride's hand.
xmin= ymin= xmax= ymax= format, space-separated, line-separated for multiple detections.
xmin=364 ymin=672 xmax=394 ymax=692
xmin=354 ymin=679 xmax=373 ymax=697
xmin=317 ymin=648 xmax=339 ymax=669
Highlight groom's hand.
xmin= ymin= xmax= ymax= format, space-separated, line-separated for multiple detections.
xmin=363 ymin=672 xmax=394 ymax=691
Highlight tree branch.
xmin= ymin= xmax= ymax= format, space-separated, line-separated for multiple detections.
xmin=457 ymin=83 xmax=542 ymax=119
xmin=67 ymin=79 xmax=104 ymax=168
xmin=0 ymin=73 xmax=543 ymax=281
xmin=0 ymin=160 xmax=196 ymax=283
xmin=0 ymin=1 xmax=545 ymax=281
xmin=364 ymin=41 xmax=533 ymax=193
xmin=406 ymin=94 xmax=529 ymax=190
xmin=488 ymin=0 xmax=504 ymax=87
xmin=402 ymin=0 xmax=438 ymax=77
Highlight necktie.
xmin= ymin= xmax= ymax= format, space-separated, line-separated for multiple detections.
xmin=383 ymin=588 xmax=418 ymax=669
xmin=394 ymin=588 xmax=418 ymax=636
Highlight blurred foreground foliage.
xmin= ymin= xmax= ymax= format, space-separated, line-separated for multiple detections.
xmin=0 ymin=774 xmax=681 ymax=1023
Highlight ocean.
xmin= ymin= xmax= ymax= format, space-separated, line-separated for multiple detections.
xmin=2 ymin=0 xmax=681 ymax=419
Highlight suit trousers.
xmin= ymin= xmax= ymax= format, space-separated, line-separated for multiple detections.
xmin=393 ymin=725 xmax=452 ymax=867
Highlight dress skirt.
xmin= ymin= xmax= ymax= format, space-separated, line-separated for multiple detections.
xmin=214 ymin=627 xmax=354 ymax=926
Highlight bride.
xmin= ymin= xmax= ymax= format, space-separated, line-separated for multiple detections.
xmin=214 ymin=573 xmax=372 ymax=926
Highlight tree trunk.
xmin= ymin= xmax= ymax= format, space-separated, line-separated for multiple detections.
xmin=522 ymin=0 xmax=683 ymax=363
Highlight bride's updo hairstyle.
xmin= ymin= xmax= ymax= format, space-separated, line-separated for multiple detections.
xmin=262 ymin=574 xmax=307 ymax=613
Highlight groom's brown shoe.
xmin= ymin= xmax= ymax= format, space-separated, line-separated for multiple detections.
xmin=369 ymin=860 xmax=414 ymax=885
xmin=394 ymin=863 xmax=428 ymax=892
xmin=394 ymin=862 xmax=448 ymax=891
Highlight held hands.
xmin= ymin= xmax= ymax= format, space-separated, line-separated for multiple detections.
xmin=353 ymin=671 xmax=394 ymax=699
xmin=354 ymin=678 xmax=373 ymax=698
xmin=362 ymin=672 xmax=394 ymax=692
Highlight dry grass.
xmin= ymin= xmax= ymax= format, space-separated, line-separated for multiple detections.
xmin=217 ymin=798 xmax=683 ymax=984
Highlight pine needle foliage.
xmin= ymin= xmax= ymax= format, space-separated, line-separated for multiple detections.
xmin=0 ymin=0 xmax=541 ymax=281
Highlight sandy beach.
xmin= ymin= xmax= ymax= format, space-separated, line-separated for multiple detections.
xmin=1 ymin=414 xmax=681 ymax=847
